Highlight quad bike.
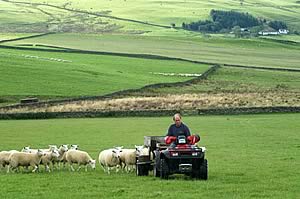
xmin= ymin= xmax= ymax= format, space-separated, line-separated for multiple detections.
xmin=136 ymin=135 xmax=208 ymax=180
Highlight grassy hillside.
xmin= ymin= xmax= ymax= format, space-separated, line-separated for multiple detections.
xmin=0 ymin=48 xmax=209 ymax=104
xmin=1 ymin=0 xmax=300 ymax=33
xmin=148 ymin=67 xmax=300 ymax=94
xmin=3 ymin=33 xmax=300 ymax=69
xmin=2 ymin=66 xmax=299 ymax=114
xmin=0 ymin=114 xmax=299 ymax=198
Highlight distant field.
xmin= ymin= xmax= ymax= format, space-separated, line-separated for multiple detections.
xmin=0 ymin=114 xmax=299 ymax=198
xmin=3 ymin=33 xmax=300 ymax=69
xmin=148 ymin=67 xmax=300 ymax=94
xmin=1 ymin=0 xmax=300 ymax=33
xmin=0 ymin=48 xmax=209 ymax=105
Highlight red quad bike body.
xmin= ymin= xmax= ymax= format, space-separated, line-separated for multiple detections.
xmin=136 ymin=135 xmax=208 ymax=180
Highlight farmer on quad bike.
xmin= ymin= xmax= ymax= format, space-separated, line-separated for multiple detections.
xmin=165 ymin=113 xmax=200 ymax=147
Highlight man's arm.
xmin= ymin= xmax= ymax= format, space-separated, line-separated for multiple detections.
xmin=166 ymin=125 xmax=173 ymax=136
xmin=184 ymin=124 xmax=191 ymax=136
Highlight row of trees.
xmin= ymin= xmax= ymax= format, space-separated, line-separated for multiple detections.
xmin=182 ymin=10 xmax=287 ymax=34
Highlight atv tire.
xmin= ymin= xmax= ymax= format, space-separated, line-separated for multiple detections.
xmin=136 ymin=164 xmax=149 ymax=176
xmin=153 ymin=164 xmax=160 ymax=177
xmin=199 ymin=159 xmax=208 ymax=180
xmin=160 ymin=159 xmax=169 ymax=179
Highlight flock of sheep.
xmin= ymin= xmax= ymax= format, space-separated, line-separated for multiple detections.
xmin=0 ymin=144 xmax=149 ymax=174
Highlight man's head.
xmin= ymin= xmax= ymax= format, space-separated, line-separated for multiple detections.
xmin=173 ymin=113 xmax=182 ymax=127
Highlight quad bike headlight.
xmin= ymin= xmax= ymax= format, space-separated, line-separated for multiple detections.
xmin=192 ymin=152 xmax=199 ymax=156
xmin=171 ymin=152 xmax=179 ymax=157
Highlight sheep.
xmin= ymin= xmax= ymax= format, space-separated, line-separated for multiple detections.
xmin=136 ymin=145 xmax=153 ymax=160
xmin=98 ymin=148 xmax=122 ymax=174
xmin=0 ymin=150 xmax=18 ymax=171
xmin=119 ymin=148 xmax=137 ymax=173
xmin=65 ymin=149 xmax=95 ymax=172
xmin=70 ymin=144 xmax=79 ymax=150
xmin=21 ymin=145 xmax=58 ymax=153
xmin=40 ymin=148 xmax=60 ymax=172
xmin=55 ymin=144 xmax=78 ymax=170
xmin=7 ymin=149 xmax=46 ymax=173
xmin=51 ymin=144 xmax=69 ymax=170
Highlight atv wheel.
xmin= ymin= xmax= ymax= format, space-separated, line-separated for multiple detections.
xmin=160 ymin=159 xmax=169 ymax=179
xmin=199 ymin=159 xmax=208 ymax=180
xmin=153 ymin=164 xmax=160 ymax=177
xmin=136 ymin=164 xmax=149 ymax=176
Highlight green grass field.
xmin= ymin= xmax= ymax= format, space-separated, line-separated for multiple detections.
xmin=1 ymin=0 xmax=300 ymax=33
xmin=0 ymin=47 xmax=210 ymax=104
xmin=3 ymin=33 xmax=300 ymax=69
xmin=0 ymin=113 xmax=299 ymax=198
xmin=145 ymin=67 xmax=300 ymax=95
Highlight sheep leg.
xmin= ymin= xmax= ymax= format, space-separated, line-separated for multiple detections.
xmin=70 ymin=163 xmax=75 ymax=172
xmin=77 ymin=165 xmax=82 ymax=172
xmin=24 ymin=166 xmax=29 ymax=173
xmin=100 ymin=164 xmax=106 ymax=173
xmin=45 ymin=164 xmax=50 ymax=172
xmin=32 ymin=165 xmax=38 ymax=173
xmin=6 ymin=165 xmax=10 ymax=173
xmin=116 ymin=165 xmax=120 ymax=173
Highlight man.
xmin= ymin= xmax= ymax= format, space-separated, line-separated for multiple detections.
xmin=167 ymin=113 xmax=191 ymax=137
xmin=165 ymin=113 xmax=200 ymax=146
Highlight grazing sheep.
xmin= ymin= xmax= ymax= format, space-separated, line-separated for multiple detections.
xmin=65 ymin=149 xmax=95 ymax=172
xmin=7 ymin=149 xmax=46 ymax=173
xmin=119 ymin=146 xmax=142 ymax=173
xmin=0 ymin=150 xmax=18 ymax=171
xmin=21 ymin=145 xmax=58 ymax=153
xmin=40 ymin=148 xmax=60 ymax=172
xmin=52 ymin=144 xmax=69 ymax=170
xmin=136 ymin=145 xmax=153 ymax=160
xmin=98 ymin=148 xmax=122 ymax=174
xmin=70 ymin=144 xmax=79 ymax=150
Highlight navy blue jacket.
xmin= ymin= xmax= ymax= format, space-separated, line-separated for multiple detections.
xmin=166 ymin=123 xmax=191 ymax=137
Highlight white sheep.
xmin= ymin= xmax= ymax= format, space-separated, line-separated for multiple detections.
xmin=98 ymin=148 xmax=122 ymax=174
xmin=40 ymin=148 xmax=60 ymax=172
xmin=21 ymin=145 xmax=58 ymax=153
xmin=136 ymin=145 xmax=153 ymax=159
xmin=7 ymin=149 xmax=46 ymax=173
xmin=70 ymin=144 xmax=79 ymax=150
xmin=65 ymin=149 xmax=95 ymax=172
xmin=0 ymin=150 xmax=18 ymax=171
xmin=119 ymin=149 xmax=136 ymax=173
xmin=52 ymin=144 xmax=69 ymax=170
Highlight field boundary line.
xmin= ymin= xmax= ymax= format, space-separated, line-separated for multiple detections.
xmin=0 ymin=106 xmax=299 ymax=120
xmin=0 ymin=33 xmax=55 ymax=44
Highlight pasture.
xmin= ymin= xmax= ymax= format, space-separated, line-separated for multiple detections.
xmin=3 ymin=33 xmax=300 ymax=69
xmin=0 ymin=48 xmax=209 ymax=105
xmin=0 ymin=113 xmax=299 ymax=198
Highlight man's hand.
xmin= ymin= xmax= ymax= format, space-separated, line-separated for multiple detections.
xmin=187 ymin=134 xmax=200 ymax=145
xmin=164 ymin=136 xmax=176 ymax=144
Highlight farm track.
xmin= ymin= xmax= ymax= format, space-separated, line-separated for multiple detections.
xmin=1 ymin=0 xmax=172 ymax=29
